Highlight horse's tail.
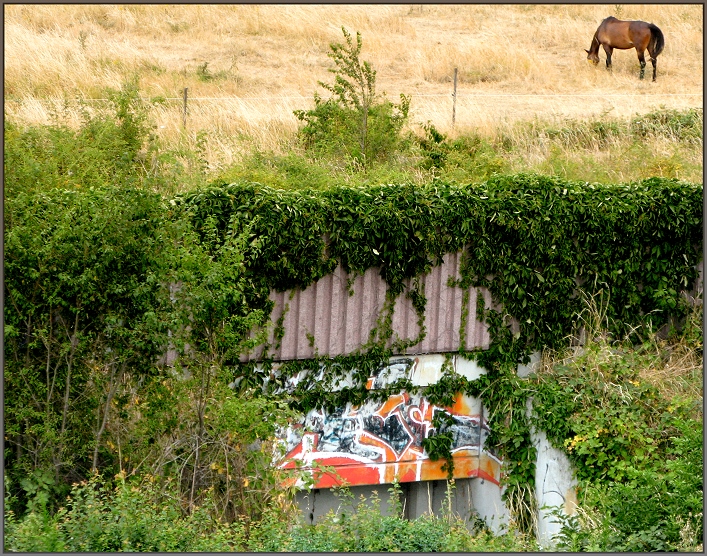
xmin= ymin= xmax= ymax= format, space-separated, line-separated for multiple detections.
xmin=648 ymin=23 xmax=665 ymax=57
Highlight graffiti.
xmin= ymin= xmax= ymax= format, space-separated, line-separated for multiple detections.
xmin=279 ymin=356 xmax=502 ymax=488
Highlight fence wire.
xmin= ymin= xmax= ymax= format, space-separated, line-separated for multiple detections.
xmin=5 ymin=92 xmax=703 ymax=103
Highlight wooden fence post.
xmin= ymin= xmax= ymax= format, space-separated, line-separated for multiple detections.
xmin=182 ymin=87 xmax=188 ymax=129
xmin=452 ymin=68 xmax=458 ymax=128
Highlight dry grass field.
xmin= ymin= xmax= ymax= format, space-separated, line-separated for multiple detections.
xmin=4 ymin=3 xmax=703 ymax=168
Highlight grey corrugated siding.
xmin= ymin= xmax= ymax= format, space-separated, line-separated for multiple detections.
xmin=241 ymin=251 xmax=497 ymax=362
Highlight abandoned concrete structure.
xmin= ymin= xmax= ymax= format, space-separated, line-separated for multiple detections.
xmin=241 ymin=255 xmax=577 ymax=543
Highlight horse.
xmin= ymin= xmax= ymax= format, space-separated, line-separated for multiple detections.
xmin=585 ymin=16 xmax=665 ymax=81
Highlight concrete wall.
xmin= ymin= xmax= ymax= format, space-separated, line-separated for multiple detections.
xmin=533 ymin=429 xmax=578 ymax=547
xmin=277 ymin=352 xmax=577 ymax=541
xmin=234 ymin=248 xmax=580 ymax=540
xmin=277 ymin=354 xmax=502 ymax=489
xmin=520 ymin=353 xmax=578 ymax=548
xmin=295 ymin=477 xmax=510 ymax=535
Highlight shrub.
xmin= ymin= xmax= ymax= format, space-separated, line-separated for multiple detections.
xmin=4 ymin=474 xmax=245 ymax=552
xmin=553 ymin=422 xmax=703 ymax=553
xmin=4 ymin=79 xmax=154 ymax=197
xmin=3 ymin=184 xmax=168 ymax=514
xmin=535 ymin=296 xmax=703 ymax=552
xmin=3 ymin=186 xmax=290 ymax=524
xmin=257 ymin=483 xmax=537 ymax=552
xmin=294 ymin=28 xmax=410 ymax=167
xmin=630 ymin=107 xmax=703 ymax=144
xmin=416 ymin=123 xmax=507 ymax=181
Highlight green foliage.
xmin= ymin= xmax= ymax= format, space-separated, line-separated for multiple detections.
xmin=294 ymin=28 xmax=410 ymax=166
xmin=245 ymin=483 xmax=539 ymax=552
xmin=105 ymin=77 xmax=151 ymax=159
xmin=421 ymin=411 xmax=457 ymax=479
xmin=534 ymin=304 xmax=703 ymax=551
xmin=216 ymin=149 xmax=336 ymax=191
xmin=533 ymin=335 xmax=700 ymax=483
xmin=4 ymin=72 xmax=702 ymax=549
xmin=5 ymin=469 xmax=539 ymax=552
xmin=165 ymin=214 xmax=268 ymax=364
xmin=512 ymin=107 xmax=703 ymax=152
xmin=4 ymin=474 xmax=246 ymax=552
xmin=417 ymin=123 xmax=507 ymax=179
xmin=417 ymin=122 xmax=449 ymax=170
xmin=4 ymin=80 xmax=155 ymax=197
xmin=218 ymin=107 xmax=702 ymax=188
xmin=551 ymin=417 xmax=703 ymax=551
xmin=3 ymin=79 xmax=221 ymax=199
xmin=495 ymin=108 xmax=703 ymax=183
xmin=179 ymin=174 xmax=701 ymax=367
xmin=248 ymin=483 xmax=527 ymax=552
xmin=133 ymin=370 xmax=300 ymax=526
xmin=4 ymin=507 xmax=67 ymax=552
xmin=100 ymin=215 xmax=298 ymax=527
xmin=3 ymin=159 xmax=291 ymax=525
xmin=4 ymin=184 xmax=169 ymax=512
xmin=178 ymin=174 xmax=701 ymax=530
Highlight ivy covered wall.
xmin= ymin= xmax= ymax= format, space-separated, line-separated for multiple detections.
xmin=178 ymin=172 xmax=701 ymax=366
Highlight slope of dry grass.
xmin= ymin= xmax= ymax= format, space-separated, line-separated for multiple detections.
xmin=4 ymin=4 xmax=703 ymax=166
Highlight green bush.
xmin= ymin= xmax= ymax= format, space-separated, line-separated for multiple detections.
xmin=552 ymin=419 xmax=703 ymax=552
xmin=4 ymin=474 xmax=245 ymax=552
xmin=416 ymin=123 xmax=507 ymax=180
xmin=214 ymin=150 xmax=336 ymax=191
xmin=4 ymin=184 xmax=169 ymax=513
xmin=4 ymin=80 xmax=154 ymax=197
xmin=535 ymin=303 xmax=703 ymax=551
xmin=250 ymin=484 xmax=538 ymax=552
xmin=255 ymin=485 xmax=466 ymax=552
xmin=3 ymin=184 xmax=288 ymax=522
xmin=294 ymin=28 xmax=410 ymax=167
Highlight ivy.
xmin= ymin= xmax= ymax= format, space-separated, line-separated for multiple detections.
xmin=176 ymin=173 xmax=702 ymax=527
xmin=421 ymin=411 xmax=457 ymax=479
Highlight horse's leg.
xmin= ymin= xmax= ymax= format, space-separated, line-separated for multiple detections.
xmin=637 ymin=49 xmax=647 ymax=79
xmin=650 ymin=56 xmax=657 ymax=81
xmin=647 ymin=33 xmax=661 ymax=81
xmin=602 ymin=44 xmax=613 ymax=71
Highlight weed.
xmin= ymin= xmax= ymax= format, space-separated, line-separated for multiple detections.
xmin=196 ymin=61 xmax=231 ymax=83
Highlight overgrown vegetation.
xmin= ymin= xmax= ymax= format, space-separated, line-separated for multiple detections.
xmin=173 ymin=169 xmax=702 ymax=529
xmin=533 ymin=294 xmax=703 ymax=551
xmin=246 ymin=482 xmax=540 ymax=552
xmin=214 ymin=106 xmax=703 ymax=190
xmin=4 ymin=28 xmax=703 ymax=550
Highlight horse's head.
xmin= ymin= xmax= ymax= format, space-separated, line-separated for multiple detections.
xmin=585 ymin=49 xmax=600 ymax=65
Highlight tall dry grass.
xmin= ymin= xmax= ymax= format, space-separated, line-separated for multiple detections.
xmin=537 ymin=286 xmax=703 ymax=417
xmin=4 ymin=4 xmax=703 ymax=162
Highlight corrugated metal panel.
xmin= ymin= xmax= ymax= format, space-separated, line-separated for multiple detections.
xmin=241 ymin=251 xmax=496 ymax=361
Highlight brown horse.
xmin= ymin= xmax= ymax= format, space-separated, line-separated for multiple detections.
xmin=586 ymin=16 xmax=665 ymax=81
